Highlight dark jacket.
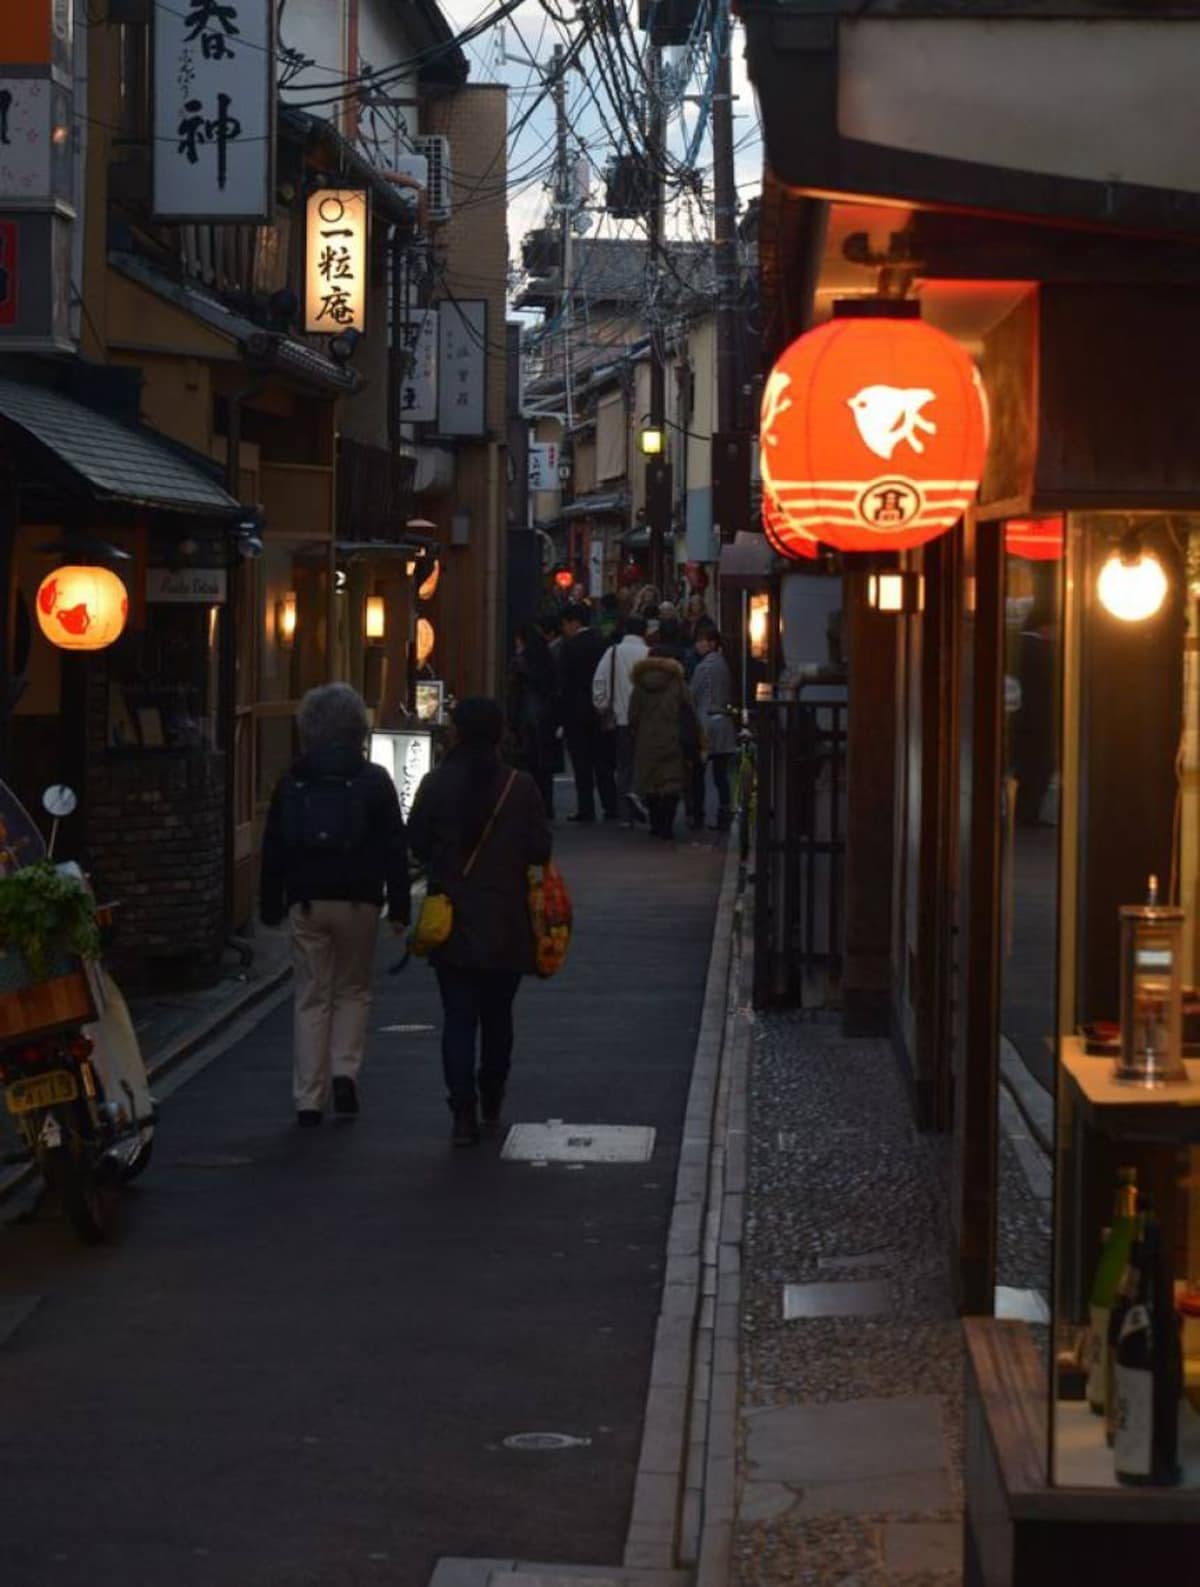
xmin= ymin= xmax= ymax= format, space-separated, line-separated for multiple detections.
xmin=259 ymin=744 xmax=409 ymax=926
xmin=407 ymin=752 xmax=553 ymax=974
xmin=560 ymin=627 xmax=609 ymax=725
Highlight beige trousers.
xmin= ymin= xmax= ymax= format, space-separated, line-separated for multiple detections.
xmin=290 ymin=900 xmax=380 ymax=1112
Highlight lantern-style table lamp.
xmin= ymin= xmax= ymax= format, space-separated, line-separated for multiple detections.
xmin=1115 ymin=874 xmax=1188 ymax=1085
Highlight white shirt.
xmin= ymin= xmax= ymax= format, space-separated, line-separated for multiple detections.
xmin=592 ymin=635 xmax=649 ymax=727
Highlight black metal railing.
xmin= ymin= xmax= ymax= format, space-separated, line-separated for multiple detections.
xmin=750 ymin=694 xmax=847 ymax=1009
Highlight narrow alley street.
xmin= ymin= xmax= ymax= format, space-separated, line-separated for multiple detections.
xmin=0 ymin=825 xmax=726 ymax=1587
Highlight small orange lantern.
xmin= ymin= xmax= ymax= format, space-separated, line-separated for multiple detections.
xmin=553 ymin=567 xmax=574 ymax=592
xmin=1005 ymin=516 xmax=1064 ymax=561
xmin=417 ymin=559 xmax=440 ymax=602
xmin=760 ymin=307 xmax=988 ymax=559
xmin=416 ymin=617 xmax=435 ymax=666
xmin=36 ymin=565 xmax=128 ymax=651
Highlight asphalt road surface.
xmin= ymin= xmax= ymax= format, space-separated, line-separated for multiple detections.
xmin=0 ymin=821 xmax=725 ymax=1587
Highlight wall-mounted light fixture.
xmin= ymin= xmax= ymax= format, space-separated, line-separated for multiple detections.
xmin=867 ymin=570 xmax=925 ymax=615
xmin=748 ymin=592 xmax=771 ymax=660
xmin=365 ymin=595 xmax=386 ymax=641
xmin=277 ymin=592 xmax=297 ymax=647
xmin=639 ymin=424 xmax=664 ymax=457
xmin=1097 ymin=533 xmax=1167 ymax=623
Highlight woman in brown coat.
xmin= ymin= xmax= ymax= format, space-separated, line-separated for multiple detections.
xmin=407 ymin=697 xmax=552 ymax=1145
xmin=629 ymin=655 xmax=695 ymax=840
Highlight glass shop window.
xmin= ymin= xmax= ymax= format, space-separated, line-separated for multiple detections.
xmin=105 ymin=603 xmax=223 ymax=754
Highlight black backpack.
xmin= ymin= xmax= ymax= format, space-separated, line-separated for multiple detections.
xmin=282 ymin=771 xmax=369 ymax=855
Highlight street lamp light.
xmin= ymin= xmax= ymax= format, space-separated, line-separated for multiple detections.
xmin=639 ymin=424 xmax=664 ymax=457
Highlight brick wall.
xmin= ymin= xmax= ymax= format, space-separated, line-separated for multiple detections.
xmin=85 ymin=669 xmax=226 ymax=987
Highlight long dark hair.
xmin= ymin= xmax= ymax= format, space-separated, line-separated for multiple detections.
xmin=451 ymin=697 xmax=505 ymax=852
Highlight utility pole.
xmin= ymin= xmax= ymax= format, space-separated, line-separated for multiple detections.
xmin=646 ymin=41 xmax=668 ymax=592
xmin=712 ymin=0 xmax=738 ymax=437
xmin=551 ymin=44 xmax=575 ymax=433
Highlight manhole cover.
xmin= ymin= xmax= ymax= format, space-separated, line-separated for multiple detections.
xmin=502 ymin=1431 xmax=590 ymax=1450
xmin=502 ymin=1123 xmax=655 ymax=1163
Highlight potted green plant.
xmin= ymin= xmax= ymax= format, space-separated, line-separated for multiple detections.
xmin=0 ymin=860 xmax=100 ymax=980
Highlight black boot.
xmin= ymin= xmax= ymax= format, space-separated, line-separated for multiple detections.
xmin=479 ymin=1081 xmax=506 ymax=1132
xmin=450 ymin=1101 xmax=480 ymax=1147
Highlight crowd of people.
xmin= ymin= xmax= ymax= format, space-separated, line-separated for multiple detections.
xmin=506 ymin=587 xmax=737 ymax=840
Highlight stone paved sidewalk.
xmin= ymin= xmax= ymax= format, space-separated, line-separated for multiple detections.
xmin=731 ymin=1012 xmax=963 ymax=1587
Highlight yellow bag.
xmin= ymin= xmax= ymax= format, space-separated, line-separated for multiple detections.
xmin=411 ymin=890 xmax=453 ymax=956
xmin=410 ymin=770 xmax=517 ymax=958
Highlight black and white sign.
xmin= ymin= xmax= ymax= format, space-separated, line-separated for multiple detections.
xmin=436 ymin=299 xmax=487 ymax=437
xmin=153 ymin=0 xmax=274 ymax=220
xmin=0 ymin=78 xmax=71 ymax=203
xmin=146 ymin=567 xmax=228 ymax=603
xmin=528 ymin=441 xmax=560 ymax=491
xmin=398 ymin=309 xmax=439 ymax=423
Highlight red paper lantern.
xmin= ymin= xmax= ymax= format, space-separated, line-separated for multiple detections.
xmin=36 ymin=565 xmax=128 ymax=651
xmin=1005 ymin=516 xmax=1064 ymax=561
xmin=553 ymin=566 xmax=574 ymax=591
xmin=760 ymin=314 xmax=988 ymax=559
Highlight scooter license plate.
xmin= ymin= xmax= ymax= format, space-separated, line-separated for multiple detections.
xmin=5 ymin=1070 xmax=78 ymax=1116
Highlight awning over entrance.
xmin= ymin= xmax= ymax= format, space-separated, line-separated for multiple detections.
xmin=0 ymin=378 xmax=239 ymax=515
xmin=562 ymin=492 xmax=627 ymax=519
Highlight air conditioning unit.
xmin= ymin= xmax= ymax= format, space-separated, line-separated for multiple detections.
xmin=413 ymin=135 xmax=452 ymax=222
xmin=390 ymin=153 xmax=428 ymax=191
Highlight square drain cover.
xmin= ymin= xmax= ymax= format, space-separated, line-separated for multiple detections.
xmin=502 ymin=1123 xmax=656 ymax=1163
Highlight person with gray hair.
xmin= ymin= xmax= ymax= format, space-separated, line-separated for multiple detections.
xmin=260 ymin=683 xmax=409 ymax=1125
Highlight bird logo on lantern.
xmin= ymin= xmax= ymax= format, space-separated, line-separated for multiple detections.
xmin=35 ymin=565 xmax=129 ymax=651
xmin=759 ymin=314 xmax=989 ymax=559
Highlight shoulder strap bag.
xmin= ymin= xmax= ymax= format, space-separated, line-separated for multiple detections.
xmin=411 ymin=770 xmax=517 ymax=955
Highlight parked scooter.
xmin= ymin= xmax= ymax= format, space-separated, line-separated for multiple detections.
xmin=0 ymin=780 xmax=155 ymax=1242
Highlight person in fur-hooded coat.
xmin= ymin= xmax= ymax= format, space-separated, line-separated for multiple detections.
xmin=629 ymin=654 xmax=695 ymax=839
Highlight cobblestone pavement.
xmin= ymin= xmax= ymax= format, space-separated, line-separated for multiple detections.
xmin=731 ymin=1007 xmax=1055 ymax=1587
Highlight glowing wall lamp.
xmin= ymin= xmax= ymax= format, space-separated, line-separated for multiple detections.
xmin=1097 ymin=535 xmax=1167 ymax=623
xmin=639 ymin=424 xmax=664 ymax=457
xmin=748 ymin=593 xmax=771 ymax=661
xmin=867 ymin=570 xmax=925 ymax=615
xmin=277 ymin=592 xmax=297 ymax=647
xmin=364 ymin=595 xmax=386 ymax=641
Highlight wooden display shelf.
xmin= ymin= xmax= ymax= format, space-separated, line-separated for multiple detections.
xmin=965 ymin=1319 xmax=1200 ymax=1585
xmin=1060 ymin=1036 xmax=1200 ymax=1143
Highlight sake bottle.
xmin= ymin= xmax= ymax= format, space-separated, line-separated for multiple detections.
xmin=1087 ymin=1167 xmax=1138 ymax=1416
xmin=1113 ymin=1196 xmax=1183 ymax=1486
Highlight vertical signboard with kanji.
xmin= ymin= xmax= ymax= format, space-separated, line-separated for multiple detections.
xmin=304 ymin=190 xmax=368 ymax=333
xmin=153 ymin=0 xmax=274 ymax=220
xmin=437 ymin=300 xmax=487 ymax=437
xmin=398 ymin=310 xmax=439 ymax=424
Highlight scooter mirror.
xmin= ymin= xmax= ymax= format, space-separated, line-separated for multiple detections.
xmin=42 ymin=784 xmax=78 ymax=819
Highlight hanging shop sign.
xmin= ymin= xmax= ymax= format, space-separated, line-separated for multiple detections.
xmin=146 ymin=567 xmax=228 ymax=603
xmin=759 ymin=312 xmax=988 ymax=560
xmin=398 ymin=308 xmax=438 ymax=423
xmin=36 ymin=565 xmax=128 ymax=651
xmin=528 ymin=441 xmax=560 ymax=491
xmin=1005 ymin=516 xmax=1064 ymax=561
xmin=437 ymin=299 xmax=487 ymax=437
xmin=0 ymin=77 xmax=72 ymax=204
xmin=0 ymin=211 xmax=70 ymax=348
xmin=304 ymin=189 xmax=367 ymax=333
xmin=152 ymin=0 xmax=274 ymax=221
